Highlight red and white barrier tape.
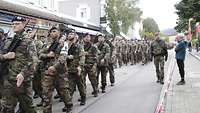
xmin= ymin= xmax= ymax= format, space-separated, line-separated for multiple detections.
xmin=155 ymin=54 xmax=176 ymax=113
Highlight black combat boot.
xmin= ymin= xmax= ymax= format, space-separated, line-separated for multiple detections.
xmin=66 ymin=104 xmax=73 ymax=113
xmin=80 ymin=96 xmax=86 ymax=106
xmin=93 ymin=91 xmax=98 ymax=97
xmin=101 ymin=86 xmax=106 ymax=93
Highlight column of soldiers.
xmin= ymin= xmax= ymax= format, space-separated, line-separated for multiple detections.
xmin=0 ymin=16 xmax=154 ymax=113
xmin=114 ymin=38 xmax=152 ymax=67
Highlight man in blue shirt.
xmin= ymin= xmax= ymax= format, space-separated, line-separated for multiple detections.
xmin=175 ymin=34 xmax=187 ymax=85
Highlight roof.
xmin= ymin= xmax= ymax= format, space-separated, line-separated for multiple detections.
xmin=0 ymin=0 xmax=100 ymax=31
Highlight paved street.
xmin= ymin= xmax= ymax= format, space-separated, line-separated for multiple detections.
xmin=33 ymin=51 xmax=174 ymax=113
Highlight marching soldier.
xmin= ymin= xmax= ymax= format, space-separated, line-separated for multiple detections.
xmin=151 ymin=32 xmax=168 ymax=84
xmin=115 ymin=38 xmax=122 ymax=68
xmin=83 ymin=33 xmax=99 ymax=97
xmin=66 ymin=30 xmax=86 ymax=106
xmin=0 ymin=28 xmax=7 ymax=99
xmin=96 ymin=34 xmax=110 ymax=93
xmin=106 ymin=36 xmax=116 ymax=86
xmin=39 ymin=27 xmax=72 ymax=113
xmin=0 ymin=16 xmax=37 ymax=113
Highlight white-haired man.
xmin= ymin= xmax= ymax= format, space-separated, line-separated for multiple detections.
xmin=175 ymin=34 xmax=187 ymax=85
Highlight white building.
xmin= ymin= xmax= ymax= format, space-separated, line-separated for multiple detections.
xmin=6 ymin=0 xmax=57 ymax=11
xmin=58 ymin=0 xmax=101 ymax=26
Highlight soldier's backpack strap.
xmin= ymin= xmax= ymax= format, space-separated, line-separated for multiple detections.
xmin=47 ymin=41 xmax=60 ymax=54
xmin=6 ymin=34 xmax=23 ymax=52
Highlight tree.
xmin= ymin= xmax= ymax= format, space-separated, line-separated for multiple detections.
xmin=105 ymin=0 xmax=142 ymax=35
xmin=140 ymin=17 xmax=159 ymax=40
xmin=175 ymin=0 xmax=200 ymax=32
xmin=142 ymin=18 xmax=159 ymax=33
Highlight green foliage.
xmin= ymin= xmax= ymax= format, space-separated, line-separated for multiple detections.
xmin=140 ymin=17 xmax=160 ymax=40
xmin=159 ymin=33 xmax=170 ymax=42
xmin=105 ymin=0 xmax=142 ymax=35
xmin=142 ymin=18 xmax=159 ymax=33
xmin=175 ymin=0 xmax=200 ymax=32
xmin=139 ymin=30 xmax=155 ymax=40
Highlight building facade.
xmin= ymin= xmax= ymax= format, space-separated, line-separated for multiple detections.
xmin=6 ymin=0 xmax=57 ymax=11
xmin=58 ymin=0 xmax=101 ymax=26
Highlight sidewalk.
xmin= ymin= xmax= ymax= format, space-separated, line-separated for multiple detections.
xmin=164 ymin=52 xmax=200 ymax=113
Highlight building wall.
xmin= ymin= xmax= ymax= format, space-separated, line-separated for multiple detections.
xmin=6 ymin=0 xmax=56 ymax=11
xmin=58 ymin=0 xmax=101 ymax=26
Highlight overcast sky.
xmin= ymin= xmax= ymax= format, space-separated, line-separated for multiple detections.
xmin=138 ymin=0 xmax=181 ymax=30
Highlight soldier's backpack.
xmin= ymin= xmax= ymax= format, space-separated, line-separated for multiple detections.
xmin=152 ymin=40 xmax=165 ymax=56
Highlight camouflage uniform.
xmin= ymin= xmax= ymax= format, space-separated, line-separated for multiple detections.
xmin=96 ymin=41 xmax=110 ymax=92
xmin=131 ymin=42 xmax=137 ymax=65
xmin=115 ymin=41 xmax=122 ymax=68
xmin=83 ymin=42 xmax=99 ymax=96
xmin=39 ymin=39 xmax=72 ymax=113
xmin=0 ymin=37 xmax=7 ymax=99
xmin=121 ymin=41 xmax=128 ymax=65
xmin=142 ymin=42 xmax=148 ymax=65
xmin=0 ymin=32 xmax=37 ymax=113
xmin=32 ymin=39 xmax=44 ymax=98
xmin=151 ymin=39 xmax=168 ymax=83
xmin=67 ymin=42 xmax=86 ymax=102
xmin=106 ymin=40 xmax=115 ymax=85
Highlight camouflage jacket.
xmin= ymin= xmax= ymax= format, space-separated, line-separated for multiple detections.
xmin=39 ymin=39 xmax=66 ymax=75
xmin=67 ymin=42 xmax=85 ymax=73
xmin=151 ymin=39 xmax=168 ymax=57
xmin=84 ymin=42 xmax=99 ymax=66
xmin=96 ymin=42 xmax=110 ymax=66
xmin=0 ymin=31 xmax=38 ymax=81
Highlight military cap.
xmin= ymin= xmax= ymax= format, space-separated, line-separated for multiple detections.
xmin=83 ymin=33 xmax=89 ymax=38
xmin=26 ymin=28 xmax=33 ymax=33
xmin=0 ymin=28 xmax=4 ymax=34
xmin=12 ymin=16 xmax=26 ymax=22
xmin=97 ymin=34 xmax=104 ymax=38
xmin=68 ymin=29 xmax=76 ymax=34
xmin=49 ymin=26 xmax=59 ymax=33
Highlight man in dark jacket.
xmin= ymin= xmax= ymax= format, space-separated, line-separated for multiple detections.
xmin=175 ymin=34 xmax=187 ymax=85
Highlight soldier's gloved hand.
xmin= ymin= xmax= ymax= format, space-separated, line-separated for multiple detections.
xmin=47 ymin=51 xmax=55 ymax=58
xmin=67 ymin=55 xmax=74 ymax=59
xmin=3 ymin=52 xmax=15 ymax=60
xmin=16 ymin=73 xmax=24 ymax=87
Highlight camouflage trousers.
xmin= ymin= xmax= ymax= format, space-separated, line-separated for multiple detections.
xmin=142 ymin=52 xmax=147 ymax=64
xmin=154 ymin=56 xmax=165 ymax=81
xmin=83 ymin=64 xmax=98 ymax=93
xmin=97 ymin=66 xmax=108 ymax=89
xmin=107 ymin=63 xmax=115 ymax=84
xmin=116 ymin=53 xmax=122 ymax=68
xmin=0 ymin=80 xmax=36 ymax=113
xmin=130 ymin=52 xmax=136 ymax=65
xmin=32 ymin=67 xmax=43 ymax=98
xmin=68 ymin=72 xmax=86 ymax=98
xmin=122 ymin=53 xmax=128 ymax=65
xmin=42 ymin=74 xmax=72 ymax=113
xmin=0 ymin=76 xmax=3 ymax=99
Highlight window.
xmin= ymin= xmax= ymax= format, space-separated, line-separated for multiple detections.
xmin=80 ymin=8 xmax=87 ymax=19
xmin=76 ymin=4 xmax=90 ymax=20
